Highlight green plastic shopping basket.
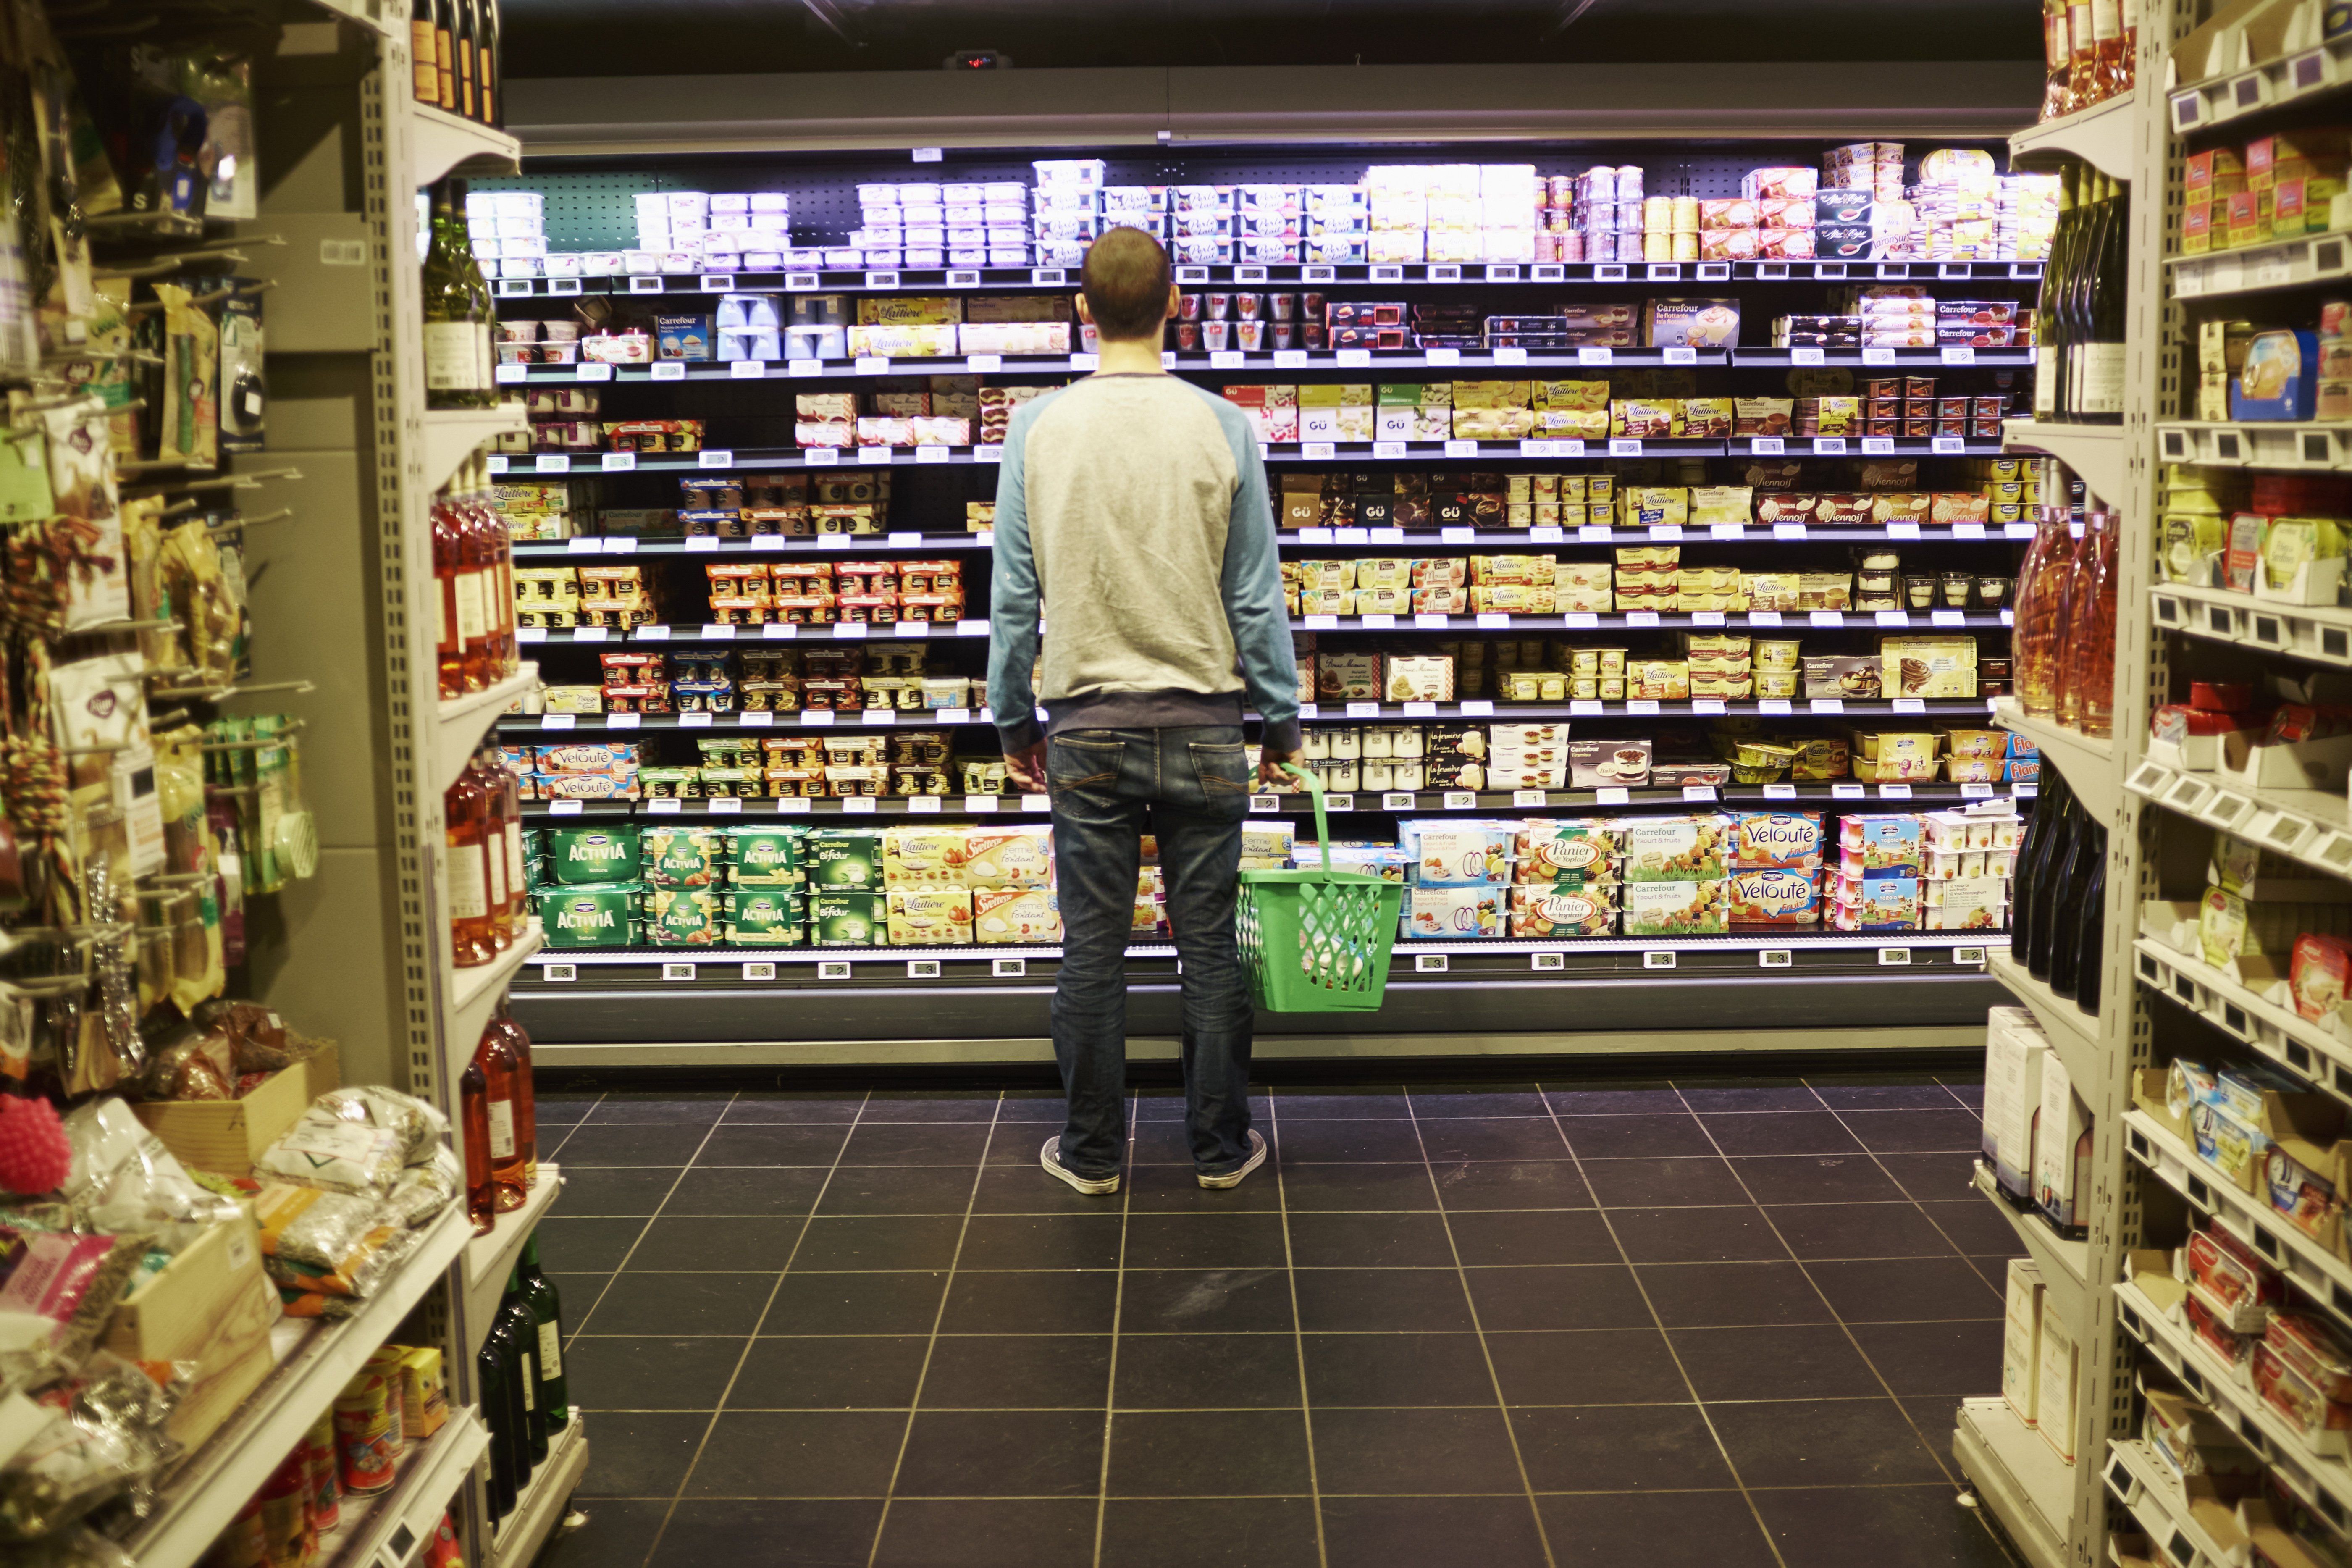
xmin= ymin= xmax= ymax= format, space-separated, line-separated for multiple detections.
xmin=1235 ymin=764 xmax=1406 ymax=1012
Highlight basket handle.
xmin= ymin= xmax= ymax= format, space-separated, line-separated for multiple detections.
xmin=1281 ymin=763 xmax=1333 ymax=874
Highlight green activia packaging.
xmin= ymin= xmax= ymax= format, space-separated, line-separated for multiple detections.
xmin=726 ymin=825 xmax=806 ymax=886
xmin=645 ymin=886 xmax=722 ymax=946
xmin=547 ymin=824 xmax=641 ymax=885
xmin=724 ymin=888 xmax=806 ymax=944
xmin=805 ymin=828 xmax=881 ymax=889
xmin=641 ymin=824 xmax=727 ymax=888
xmin=537 ymin=883 xmax=639 ymax=948
xmin=809 ymin=890 xmax=883 ymax=946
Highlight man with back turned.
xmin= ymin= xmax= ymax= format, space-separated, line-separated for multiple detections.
xmin=987 ymin=226 xmax=1302 ymax=1195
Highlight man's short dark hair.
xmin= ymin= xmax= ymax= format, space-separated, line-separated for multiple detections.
xmin=1079 ymin=228 xmax=1171 ymax=341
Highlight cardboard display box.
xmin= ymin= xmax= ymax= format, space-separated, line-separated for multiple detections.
xmin=131 ymin=1042 xmax=341 ymax=1177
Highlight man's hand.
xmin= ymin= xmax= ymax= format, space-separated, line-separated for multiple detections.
xmin=1004 ymin=740 xmax=1049 ymax=796
xmin=1257 ymin=746 xmax=1302 ymax=790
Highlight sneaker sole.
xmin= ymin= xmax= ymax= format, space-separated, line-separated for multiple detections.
xmin=1197 ymin=1132 xmax=1268 ymax=1190
xmin=1040 ymin=1135 xmax=1119 ymax=1196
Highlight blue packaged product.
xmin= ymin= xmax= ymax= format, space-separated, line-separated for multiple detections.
xmin=2231 ymin=330 xmax=2320 ymax=422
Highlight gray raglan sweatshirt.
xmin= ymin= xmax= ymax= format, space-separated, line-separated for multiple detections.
xmin=986 ymin=373 xmax=1302 ymax=755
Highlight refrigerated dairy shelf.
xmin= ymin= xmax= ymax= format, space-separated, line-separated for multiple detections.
xmin=488 ymin=437 xmax=1753 ymax=471
xmin=2124 ymin=1108 xmax=2352 ymax=1332
xmin=505 ymin=348 xmax=1737 ymax=379
xmin=2123 ymin=756 xmax=2352 ymax=883
xmin=2151 ymin=580 xmax=2352 ymax=666
xmin=2133 ymin=938 xmax=2352 ymax=1113
xmin=1974 ymin=1159 xmax=2090 ymax=1323
xmin=2156 ymin=421 xmax=2352 ymax=471
xmin=1955 ymin=1397 xmax=2073 ymax=1568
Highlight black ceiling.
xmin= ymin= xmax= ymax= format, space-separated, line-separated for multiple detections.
xmin=501 ymin=0 xmax=2042 ymax=79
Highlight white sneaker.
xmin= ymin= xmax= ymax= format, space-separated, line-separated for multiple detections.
xmin=1197 ymin=1129 xmax=1269 ymax=1190
xmin=1040 ymin=1135 xmax=1119 ymax=1196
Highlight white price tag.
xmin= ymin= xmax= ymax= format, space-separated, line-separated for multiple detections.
xmin=1401 ymin=701 xmax=1438 ymax=717
xmin=700 ymin=449 xmax=737 ymax=468
xmin=1578 ymin=347 xmax=1614 ymax=366
xmin=535 ymin=454 xmax=571 ymax=473
xmin=1022 ymin=795 xmax=1053 ymax=813
xmin=730 ymin=359 xmax=767 ymax=379
xmin=1860 ymin=437 xmax=1895 ymax=455
xmin=1302 ymin=442 xmax=1339 ymax=460
xmin=1683 ymin=785 xmax=1718 ymax=802
xmin=1626 ymin=699 xmax=1661 ymax=716
xmin=1790 ymin=347 xmax=1826 ymax=366
xmin=1811 ymin=436 xmax=1846 ymax=455
xmin=1762 ymin=783 xmax=1797 ymax=800
xmin=487 ymin=454 xmax=510 ymax=473
xmin=1476 ymin=612 xmax=1510 ymax=629
xmin=547 ymin=799 xmax=582 ymax=816
xmin=1758 ymin=699 xmax=1792 ymax=716
xmin=1809 ymin=611 xmax=1845 ymax=628
xmin=1337 ymin=349 xmax=1373 ymax=367
xmin=975 ymin=444 xmax=1004 ymax=463
xmin=1273 ymin=349 xmax=1309 ymax=369
xmin=601 ymin=451 xmax=637 ymax=471
xmin=697 ymin=622 xmax=736 ymax=639
xmin=1691 ymin=699 xmax=1726 ymax=716
xmin=1961 ymin=783 xmax=1995 ymax=800
xmin=1382 ymin=791 xmax=1415 ymax=809
xmin=1414 ymin=612 xmax=1451 ymax=628
xmin=859 ymin=447 xmax=894 ymax=463
xmin=1861 ymin=348 xmax=1897 ymax=366
xmin=1931 ymin=436 xmax=1968 ymax=454
xmin=679 ymin=712 xmax=714 ymax=728
xmin=1831 ymin=783 xmax=1866 ymax=799
xmin=629 ymin=276 xmax=664 ymax=294
xmin=761 ymin=622 xmax=798 ymax=639
xmin=740 ymin=711 xmax=774 ymax=727
xmin=1646 ymin=525 xmax=1681 ymax=542
xmin=708 ymin=796 xmax=744 ymax=815
xmin=1930 ymin=609 xmax=1965 ymax=627
xmin=1751 ymin=437 xmax=1785 ymax=455
xmin=699 ymin=273 xmax=736 ymax=292
xmin=1625 ymin=610 xmax=1660 ymax=627
xmin=1211 ymin=350 xmax=1245 ymax=369
xmin=1425 ymin=347 xmax=1461 ymax=366
xmin=1875 ymin=611 xmax=1910 ymax=628
xmin=1513 ymin=789 xmax=1548 ymax=807
xmin=1250 ymin=795 xmax=1280 ymax=813
xmin=1441 ymin=790 xmax=1477 ymax=810
xmin=1305 ymin=614 xmax=1339 ymax=630
xmin=1345 ymin=701 xmax=1380 ymax=718
xmin=1609 ymin=439 xmax=1642 ymax=457
xmin=1459 ymin=700 xmax=1494 ymax=717
xmin=607 ymin=712 xmax=643 ymax=729
xmin=1069 ymin=353 xmax=1099 ymax=370
xmin=1749 ymin=611 xmax=1782 ymax=626
xmin=841 ymin=796 xmax=877 ymax=814
xmin=785 ymin=273 xmax=820 ymax=291
xmin=1893 ymin=698 xmax=1927 ymax=714
xmin=1570 ymin=700 xmax=1602 ymax=716
xmin=1954 ymin=522 xmax=1987 ymax=539
xmin=1362 ymin=613 xmax=1397 ymax=629
xmin=1662 ymin=347 xmax=1697 ymax=365
xmin=965 ymin=794 xmax=998 ymax=812
xmin=495 ymin=364 xmax=528 ymax=383
xmin=1809 ymin=698 xmax=1845 ymax=714
xmin=575 ymin=362 xmax=614 ymax=382
xmin=1888 ymin=522 xmax=1921 ymax=539
xmin=966 ymin=354 xmax=1003 ymax=373
xmin=914 ymin=446 xmax=950 ymax=465
xmin=1494 ymin=346 xmax=1529 ymax=366
xmin=1878 ymin=784 xmax=1914 ymax=799
xmin=1941 ymin=345 xmax=1977 ymax=365
xmin=800 ymin=709 xmax=836 ymax=726
xmin=1595 ymin=787 xmax=1630 ymax=806
xmin=572 ymin=627 xmax=608 ymax=643
xmin=1444 ymin=439 xmax=1478 ymax=458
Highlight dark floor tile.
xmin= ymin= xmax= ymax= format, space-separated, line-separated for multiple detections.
xmin=565 ymin=1336 xmax=745 ymax=1411
xmin=1405 ymin=1085 xmax=1549 ymax=1118
xmin=588 ymin=1093 xmax=733 ymax=1124
xmin=1270 ymin=1087 xmax=1410 ymax=1118
xmin=1444 ymin=1208 xmax=1616 ymax=1266
xmin=723 ymin=1092 xmax=867 ymax=1124
xmin=1486 ymin=1328 xmax=1690 ymax=1406
xmin=1114 ymin=1332 xmax=1300 ymax=1409
xmin=628 ymin=1216 xmax=808 ymax=1273
xmin=1920 ymin=1198 xmax=2034 ymax=1257
xmin=1285 ymin=1211 xmax=1457 ymax=1268
xmin=1431 ymin=1161 xmax=1596 ymax=1210
xmin=1940 ymin=1079 xmax=1987 ymax=1108
xmin=651 ymin=1500 xmax=885 ymax=1568
xmin=1669 ymin=1324 xmax=1882 ymax=1400
xmin=1511 ymin=1404 xmax=1736 ymax=1492
xmin=761 ymin=1272 xmax=947 ymax=1337
xmin=535 ymin=1216 xmax=647 ymax=1274
xmin=1849 ymin=1319 xmax=2007 ymax=1396
xmin=1414 ymin=1117 xmax=1571 ymax=1162
xmin=1697 ymin=1112 xmax=1863 ymax=1157
xmin=941 ymin=1270 xmax=1120 ymax=1334
xmin=1675 ymin=1080 xmax=1824 ymax=1114
xmin=1302 ymin=1332 xmax=1493 ymax=1407
xmin=1537 ymin=1490 xmax=1776 ymax=1568
xmin=554 ymin=1123 xmax=716 ymax=1167
xmin=1122 ymin=1213 xmax=1290 ymax=1269
xmin=871 ymin=1499 xmax=1095 ymax=1568
xmin=892 ymin=1410 xmax=1104 ymax=1497
xmin=1874 ymin=1150 xmax=1981 ymax=1203
xmin=1608 ymin=1207 xmax=1790 ymax=1264
xmin=1636 ymin=1262 xmax=1834 ymax=1327
xmin=1464 ymin=1265 xmax=1654 ymax=1331
xmin=667 ymin=1166 xmax=830 ymax=1217
xmin=1270 ymin=1120 xmax=1423 ymax=1162
xmin=956 ymin=1214 xmax=1124 ymax=1270
xmin=1750 ymin=1484 xmax=2019 ymax=1568
xmin=1279 ymin=1161 xmax=1438 ymax=1211
xmin=553 ymin=1274 xmax=612 ymax=1332
xmin=589 ymin=1271 xmax=777 ymax=1337
xmin=1836 ymin=1109 xmax=1984 ymax=1153
xmin=995 ymin=1090 xmax=1068 ymax=1124
xmin=1320 ymin=1497 xmax=1549 ymax=1568
xmin=1121 ymin=1269 xmax=1297 ymax=1334
xmin=1768 ymin=1202 xmax=1961 ymax=1261
xmin=1097 ymin=1498 xmax=1321 ymax=1567
xmin=1805 ymin=1257 xmax=2004 ymax=1322
xmin=815 ymin=1166 xmax=980 ymax=1217
xmin=919 ymin=1334 xmax=1111 ymax=1409
xmin=1293 ymin=1268 xmax=1474 ymax=1332
xmin=1561 ymin=1114 xmax=1715 ymax=1159
xmin=1133 ymin=1090 xmax=1270 ymax=1124
xmin=728 ymin=1336 xmax=929 ymax=1409
xmin=1810 ymin=1082 xmax=1969 ymax=1110
xmin=559 ymin=1165 xmax=683 ymax=1216
xmin=1578 ymin=1157 xmax=1746 ymax=1208
xmin=696 ymin=1125 xmax=853 ymax=1167
xmin=1127 ymin=1119 xmax=1239 ymax=1166
xmin=1707 ymin=1397 xmax=1946 ymax=1487
xmin=835 ymin=1122 xmax=993 ymax=1167
xmin=686 ymin=1410 xmax=908 ymax=1497
xmin=1899 ymin=1394 xmax=1969 ymax=1436
xmin=984 ymin=1127 xmax=1061 ymax=1167
xmin=1542 ymin=1082 xmax=1683 ymax=1115
xmin=1726 ymin=1155 xmax=1903 ymax=1206
xmin=969 ymin=1164 xmax=1124 ymax=1215
xmin=1105 ymin=1408 xmax=1312 ymax=1495
xmin=533 ymin=1089 xmax=597 ymax=1120
xmin=792 ymin=1216 xmax=966 ymax=1272
xmin=1312 ymin=1406 xmax=1528 ymax=1494
xmin=580 ymin=1410 xmax=709 ymax=1497
xmin=859 ymin=1090 xmax=1003 ymax=1123
xmin=539 ymin=1497 xmax=668 ymax=1568
xmin=1123 ymin=1159 xmax=1286 ymax=1213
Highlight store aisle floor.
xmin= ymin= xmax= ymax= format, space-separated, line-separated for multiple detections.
xmin=527 ymin=1072 xmax=2024 ymax=1568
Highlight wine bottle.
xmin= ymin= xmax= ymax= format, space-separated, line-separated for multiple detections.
xmin=2073 ymin=837 xmax=2107 ymax=1016
xmin=478 ymin=1024 xmax=527 ymax=1209
xmin=2013 ymin=505 xmax=2075 ymax=716
xmin=431 ymin=488 xmax=468 ymax=696
xmin=422 ymin=183 xmax=490 ymax=410
xmin=454 ymin=0 xmax=477 ymax=122
xmin=2029 ymin=800 xmax=2084 ymax=980
xmin=455 ymin=184 xmax=499 ymax=395
xmin=2093 ymin=0 xmax=2131 ymax=103
xmin=494 ymin=998 xmax=538 ymax=1185
xmin=2040 ymin=0 xmax=2071 ymax=122
xmin=500 ymin=1271 xmax=551 ymax=1467
xmin=2031 ymin=168 xmax=2074 ymax=422
xmin=2011 ymin=769 xmax=2067 ymax=957
xmin=2061 ymin=173 xmax=2107 ymax=420
xmin=2074 ymin=511 xmax=2119 ymax=737
xmin=410 ymin=0 xmax=441 ymax=104
xmin=2051 ymin=522 xmax=2092 ymax=729
xmin=2049 ymin=816 xmax=2098 ymax=997
xmin=486 ymin=1308 xmax=536 ymax=1495
xmin=476 ymin=1334 xmax=517 ymax=1519
xmin=478 ymin=0 xmax=502 ymax=129
xmin=436 ymin=0 xmax=457 ymax=111
xmin=461 ymin=1050 xmax=495 ymax=1234
xmin=448 ymin=764 xmax=495 ymax=966
xmin=2074 ymin=177 xmax=2128 ymax=425
xmin=2064 ymin=0 xmax=2098 ymax=111
xmin=518 ymin=1235 xmax=567 ymax=1426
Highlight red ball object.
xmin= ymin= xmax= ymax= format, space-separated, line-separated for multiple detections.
xmin=0 ymin=1096 xmax=71 ymax=1195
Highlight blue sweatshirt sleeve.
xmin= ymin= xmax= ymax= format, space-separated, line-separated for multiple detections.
xmin=1219 ymin=418 xmax=1302 ymax=754
xmin=985 ymin=406 xmax=1044 ymax=752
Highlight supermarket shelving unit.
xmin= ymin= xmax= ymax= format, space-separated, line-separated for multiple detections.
xmin=1964 ymin=4 xmax=2352 ymax=1566
xmin=108 ymin=11 xmax=583 ymax=1568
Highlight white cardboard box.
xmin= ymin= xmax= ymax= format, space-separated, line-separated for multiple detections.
xmin=2037 ymin=1294 xmax=2079 ymax=1464
xmin=1983 ymin=1006 xmax=2048 ymax=1201
xmin=2034 ymin=1051 xmax=2092 ymax=1234
xmin=2002 ymin=1257 xmax=2044 ymax=1427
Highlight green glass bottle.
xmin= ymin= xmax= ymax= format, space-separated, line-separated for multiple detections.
xmin=499 ymin=1266 xmax=549 ymax=1468
xmin=421 ymin=180 xmax=489 ymax=410
xmin=519 ymin=1234 xmax=569 ymax=1428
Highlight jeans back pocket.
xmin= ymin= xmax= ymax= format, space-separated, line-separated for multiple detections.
xmin=1188 ymin=739 xmax=1252 ymax=807
xmin=1049 ymin=735 xmax=1125 ymax=793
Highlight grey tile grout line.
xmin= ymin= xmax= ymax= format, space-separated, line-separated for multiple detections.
xmin=579 ymin=1478 xmax=1992 ymax=1503
xmin=550 ymin=1092 xmax=722 ymax=1343
xmin=629 ymin=1089 xmax=869 ymax=1568
xmin=1087 ymin=1094 xmax=1139 ymax=1568
xmin=1396 ymin=1086 xmax=1561 ymax=1568
xmin=558 ymin=1313 xmax=2003 ymax=1341
xmin=864 ymin=1094 xmax=1008 ymax=1568
xmin=1265 ymin=1090 xmax=1334 ymax=1568
xmin=1525 ymin=1081 xmax=1793 ymax=1568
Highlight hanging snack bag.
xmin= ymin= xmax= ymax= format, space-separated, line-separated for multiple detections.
xmin=156 ymin=282 xmax=220 ymax=469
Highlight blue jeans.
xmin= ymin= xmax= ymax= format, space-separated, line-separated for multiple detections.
xmin=1047 ymin=725 xmax=1257 ymax=1180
